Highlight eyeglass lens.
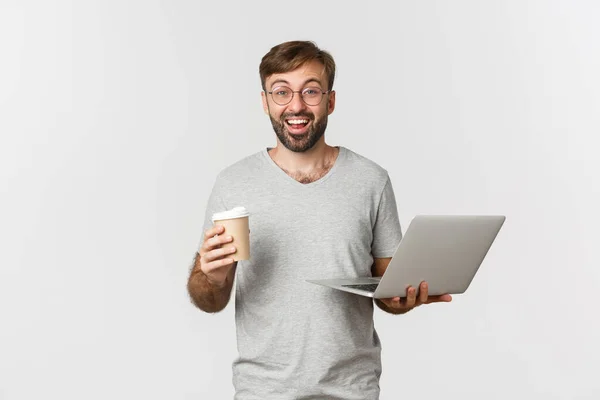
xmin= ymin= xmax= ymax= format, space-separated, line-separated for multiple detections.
xmin=270 ymin=87 xmax=325 ymax=106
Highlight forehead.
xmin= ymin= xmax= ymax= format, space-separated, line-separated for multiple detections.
xmin=266 ymin=60 xmax=327 ymax=87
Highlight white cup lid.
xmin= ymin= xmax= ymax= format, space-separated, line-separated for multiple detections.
xmin=212 ymin=206 xmax=249 ymax=221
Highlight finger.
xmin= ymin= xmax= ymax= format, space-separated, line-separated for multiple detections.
xmin=203 ymin=245 xmax=237 ymax=263
xmin=418 ymin=281 xmax=428 ymax=304
xmin=204 ymin=225 xmax=225 ymax=240
xmin=405 ymin=286 xmax=417 ymax=308
xmin=203 ymin=234 xmax=234 ymax=252
xmin=200 ymin=226 xmax=226 ymax=254
xmin=425 ymin=294 xmax=453 ymax=303
xmin=202 ymin=256 xmax=236 ymax=275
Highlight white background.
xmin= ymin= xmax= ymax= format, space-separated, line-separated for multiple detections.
xmin=1 ymin=1 xmax=599 ymax=399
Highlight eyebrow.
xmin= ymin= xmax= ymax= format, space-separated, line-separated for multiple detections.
xmin=270 ymin=78 xmax=323 ymax=89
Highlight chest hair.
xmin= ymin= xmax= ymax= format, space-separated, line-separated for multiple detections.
xmin=281 ymin=162 xmax=334 ymax=184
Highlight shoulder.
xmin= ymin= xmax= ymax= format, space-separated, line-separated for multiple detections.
xmin=339 ymin=146 xmax=391 ymax=184
xmin=214 ymin=150 xmax=267 ymax=183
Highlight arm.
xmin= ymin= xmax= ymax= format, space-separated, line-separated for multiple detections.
xmin=371 ymin=257 xmax=411 ymax=315
xmin=187 ymin=225 xmax=238 ymax=313
xmin=187 ymin=252 xmax=237 ymax=313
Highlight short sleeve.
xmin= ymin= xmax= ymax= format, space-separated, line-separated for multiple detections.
xmin=371 ymin=175 xmax=403 ymax=257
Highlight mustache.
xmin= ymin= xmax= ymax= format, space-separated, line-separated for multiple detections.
xmin=281 ymin=112 xmax=314 ymax=121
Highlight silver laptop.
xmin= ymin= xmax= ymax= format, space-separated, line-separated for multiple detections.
xmin=306 ymin=215 xmax=505 ymax=298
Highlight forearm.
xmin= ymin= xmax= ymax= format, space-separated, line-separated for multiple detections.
xmin=187 ymin=253 xmax=236 ymax=313
xmin=374 ymin=299 xmax=411 ymax=315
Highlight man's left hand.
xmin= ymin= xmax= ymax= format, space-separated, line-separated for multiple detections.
xmin=379 ymin=281 xmax=452 ymax=313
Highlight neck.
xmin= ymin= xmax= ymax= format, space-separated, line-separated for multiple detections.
xmin=268 ymin=139 xmax=340 ymax=184
xmin=269 ymin=139 xmax=336 ymax=173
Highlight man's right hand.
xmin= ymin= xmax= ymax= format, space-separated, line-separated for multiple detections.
xmin=198 ymin=225 xmax=237 ymax=288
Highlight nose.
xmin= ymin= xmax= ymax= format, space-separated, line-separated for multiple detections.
xmin=286 ymin=92 xmax=307 ymax=113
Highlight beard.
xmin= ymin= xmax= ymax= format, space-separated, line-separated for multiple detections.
xmin=269 ymin=110 xmax=328 ymax=153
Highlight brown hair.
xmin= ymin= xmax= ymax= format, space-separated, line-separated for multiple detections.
xmin=259 ymin=40 xmax=336 ymax=91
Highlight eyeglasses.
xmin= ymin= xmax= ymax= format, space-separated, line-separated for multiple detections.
xmin=266 ymin=86 xmax=330 ymax=106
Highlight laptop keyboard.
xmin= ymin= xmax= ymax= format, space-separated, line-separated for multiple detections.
xmin=342 ymin=283 xmax=379 ymax=293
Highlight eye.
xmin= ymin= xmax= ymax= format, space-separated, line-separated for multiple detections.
xmin=272 ymin=87 xmax=291 ymax=97
xmin=303 ymin=87 xmax=324 ymax=98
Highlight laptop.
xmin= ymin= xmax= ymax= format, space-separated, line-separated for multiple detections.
xmin=306 ymin=215 xmax=505 ymax=298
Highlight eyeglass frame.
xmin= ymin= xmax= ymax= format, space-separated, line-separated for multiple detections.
xmin=265 ymin=86 xmax=332 ymax=106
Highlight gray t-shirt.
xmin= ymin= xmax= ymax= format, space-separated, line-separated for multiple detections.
xmin=201 ymin=146 xmax=403 ymax=400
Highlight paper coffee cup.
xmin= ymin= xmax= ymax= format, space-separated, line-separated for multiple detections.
xmin=212 ymin=206 xmax=250 ymax=261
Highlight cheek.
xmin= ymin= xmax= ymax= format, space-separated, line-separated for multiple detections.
xmin=270 ymin=109 xmax=284 ymax=121
xmin=311 ymin=105 xmax=328 ymax=119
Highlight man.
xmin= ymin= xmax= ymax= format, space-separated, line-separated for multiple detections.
xmin=187 ymin=40 xmax=452 ymax=399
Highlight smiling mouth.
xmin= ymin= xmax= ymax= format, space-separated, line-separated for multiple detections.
xmin=285 ymin=118 xmax=310 ymax=129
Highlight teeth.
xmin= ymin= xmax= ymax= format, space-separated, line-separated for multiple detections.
xmin=287 ymin=119 xmax=309 ymax=125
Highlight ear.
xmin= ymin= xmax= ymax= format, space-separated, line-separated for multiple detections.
xmin=327 ymin=90 xmax=336 ymax=115
xmin=261 ymin=91 xmax=269 ymax=115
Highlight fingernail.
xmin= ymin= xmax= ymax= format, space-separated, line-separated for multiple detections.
xmin=230 ymin=247 xmax=236 ymax=252
xmin=227 ymin=236 xmax=233 ymax=240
